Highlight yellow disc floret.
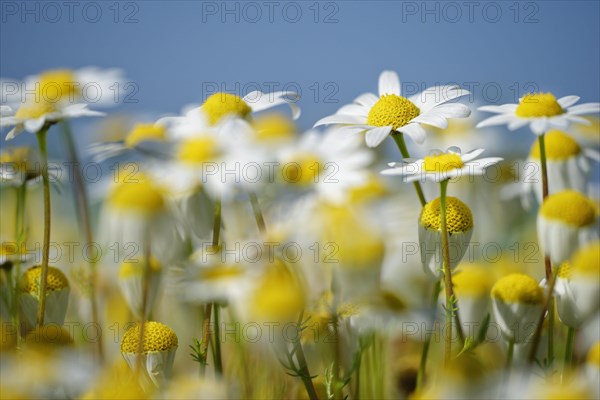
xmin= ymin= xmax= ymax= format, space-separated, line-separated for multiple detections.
xmin=177 ymin=136 xmax=220 ymax=165
xmin=120 ymin=321 xmax=178 ymax=354
xmin=587 ymin=341 xmax=600 ymax=367
xmin=15 ymin=101 xmax=56 ymax=120
xmin=516 ymin=93 xmax=564 ymax=118
xmin=453 ymin=266 xmax=495 ymax=297
xmin=119 ymin=257 xmax=162 ymax=279
xmin=540 ymin=190 xmax=597 ymax=227
xmin=283 ymin=153 xmax=323 ymax=185
xmin=202 ymin=92 xmax=252 ymax=125
xmin=571 ymin=241 xmax=600 ymax=277
xmin=491 ymin=273 xmax=544 ymax=304
xmin=20 ymin=265 xmax=69 ymax=295
xmin=252 ymin=113 xmax=296 ymax=141
xmin=124 ymin=124 xmax=166 ymax=148
xmin=38 ymin=69 xmax=79 ymax=102
xmin=530 ymin=130 xmax=581 ymax=160
xmin=420 ymin=197 xmax=473 ymax=234
xmin=423 ymin=153 xmax=465 ymax=173
xmin=367 ymin=94 xmax=420 ymax=130
xmin=107 ymin=174 xmax=165 ymax=213
xmin=557 ymin=262 xmax=573 ymax=279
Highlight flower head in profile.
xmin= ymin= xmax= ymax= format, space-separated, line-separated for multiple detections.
xmin=381 ymin=146 xmax=503 ymax=183
xmin=477 ymin=92 xmax=600 ymax=135
xmin=314 ymin=70 xmax=471 ymax=147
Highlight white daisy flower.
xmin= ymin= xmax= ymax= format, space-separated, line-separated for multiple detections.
xmin=477 ymin=92 xmax=600 ymax=135
xmin=537 ymin=190 xmax=599 ymax=265
xmin=554 ymin=242 xmax=600 ymax=329
xmin=505 ymin=130 xmax=600 ymax=209
xmin=314 ymin=70 xmax=471 ymax=147
xmin=1 ymin=102 xmax=104 ymax=139
xmin=200 ymin=90 xmax=300 ymax=126
xmin=491 ymin=273 xmax=545 ymax=343
xmin=118 ymin=257 xmax=163 ymax=319
xmin=380 ymin=146 xmax=503 ymax=183
xmin=276 ymin=127 xmax=374 ymax=203
xmin=3 ymin=67 xmax=126 ymax=108
xmin=451 ymin=265 xmax=495 ymax=338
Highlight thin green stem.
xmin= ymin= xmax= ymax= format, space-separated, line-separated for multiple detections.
xmin=294 ymin=311 xmax=319 ymax=400
xmin=213 ymin=304 xmax=223 ymax=375
xmin=12 ymin=182 xmax=27 ymax=346
xmin=439 ymin=179 xmax=453 ymax=366
xmin=249 ymin=191 xmax=267 ymax=234
xmin=135 ymin=245 xmax=152 ymax=375
xmin=416 ymin=280 xmax=441 ymax=389
xmin=506 ymin=339 xmax=515 ymax=370
xmin=528 ymin=266 xmax=558 ymax=364
xmin=538 ymin=134 xmax=549 ymax=202
xmin=35 ymin=126 xmax=51 ymax=327
xmin=391 ymin=132 xmax=426 ymax=207
xmin=60 ymin=120 xmax=104 ymax=361
xmin=562 ymin=327 xmax=575 ymax=380
xmin=212 ymin=198 xmax=222 ymax=249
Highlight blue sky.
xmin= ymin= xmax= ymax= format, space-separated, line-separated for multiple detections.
xmin=1 ymin=1 xmax=599 ymax=133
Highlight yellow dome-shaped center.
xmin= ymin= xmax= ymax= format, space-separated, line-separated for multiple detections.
xmin=177 ymin=136 xmax=220 ymax=165
xmin=121 ymin=321 xmax=178 ymax=354
xmin=557 ymin=262 xmax=573 ymax=279
xmin=571 ymin=241 xmax=600 ymax=277
xmin=38 ymin=69 xmax=79 ymax=102
xmin=20 ymin=265 xmax=69 ymax=295
xmin=423 ymin=153 xmax=465 ymax=173
xmin=453 ymin=266 xmax=495 ymax=297
xmin=203 ymin=92 xmax=252 ymax=125
xmin=107 ymin=174 xmax=165 ymax=213
xmin=15 ymin=101 xmax=56 ymax=120
xmin=283 ymin=153 xmax=323 ymax=185
xmin=491 ymin=273 xmax=544 ymax=304
xmin=367 ymin=94 xmax=420 ymax=130
xmin=124 ymin=124 xmax=166 ymax=148
xmin=420 ymin=197 xmax=474 ymax=234
xmin=530 ymin=130 xmax=581 ymax=160
xmin=540 ymin=190 xmax=597 ymax=227
xmin=516 ymin=93 xmax=564 ymax=118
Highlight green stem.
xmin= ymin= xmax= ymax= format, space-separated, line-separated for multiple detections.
xmin=391 ymin=132 xmax=427 ymax=206
xmin=294 ymin=311 xmax=319 ymax=400
xmin=538 ymin=134 xmax=549 ymax=202
xmin=212 ymin=198 xmax=222 ymax=249
xmin=506 ymin=339 xmax=515 ymax=370
xmin=135 ymin=245 xmax=152 ymax=375
xmin=528 ymin=266 xmax=558 ymax=364
xmin=35 ymin=126 xmax=51 ymax=327
xmin=60 ymin=120 xmax=104 ymax=361
xmin=248 ymin=191 xmax=267 ymax=234
xmin=416 ymin=280 xmax=441 ymax=389
xmin=12 ymin=182 xmax=27 ymax=346
xmin=213 ymin=304 xmax=223 ymax=375
xmin=439 ymin=179 xmax=453 ymax=365
xmin=563 ymin=327 xmax=575 ymax=378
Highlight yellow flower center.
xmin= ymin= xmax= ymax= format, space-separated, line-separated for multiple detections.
xmin=202 ymin=92 xmax=252 ymax=125
xmin=124 ymin=124 xmax=166 ymax=148
xmin=516 ymin=93 xmax=564 ymax=118
xmin=20 ymin=265 xmax=69 ymax=295
xmin=540 ymin=190 xmax=597 ymax=227
xmin=530 ymin=130 xmax=581 ymax=160
xmin=319 ymin=204 xmax=385 ymax=268
xmin=557 ymin=262 xmax=573 ymax=279
xmin=588 ymin=341 xmax=600 ymax=367
xmin=37 ymin=69 xmax=79 ymax=102
xmin=453 ymin=267 xmax=495 ymax=297
xmin=251 ymin=259 xmax=305 ymax=321
xmin=283 ymin=153 xmax=323 ymax=185
xmin=252 ymin=113 xmax=296 ymax=141
xmin=120 ymin=321 xmax=178 ymax=354
xmin=367 ymin=94 xmax=420 ymax=129
xmin=177 ymin=137 xmax=220 ymax=165
xmin=423 ymin=153 xmax=465 ymax=173
xmin=199 ymin=264 xmax=243 ymax=281
xmin=571 ymin=241 xmax=600 ymax=278
xmin=107 ymin=174 xmax=165 ymax=213
xmin=119 ymin=257 xmax=162 ymax=278
xmin=420 ymin=197 xmax=474 ymax=233
xmin=15 ymin=101 xmax=56 ymax=119
xmin=491 ymin=273 xmax=544 ymax=304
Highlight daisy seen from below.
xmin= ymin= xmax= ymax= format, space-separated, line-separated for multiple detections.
xmin=476 ymin=92 xmax=600 ymax=135
xmin=314 ymin=70 xmax=471 ymax=148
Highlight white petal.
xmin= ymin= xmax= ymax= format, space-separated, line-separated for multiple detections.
xmin=478 ymin=104 xmax=518 ymax=114
xmin=461 ymin=148 xmax=486 ymax=162
xmin=411 ymin=113 xmax=448 ymax=129
xmin=336 ymin=104 xmax=370 ymax=117
xmin=314 ymin=114 xmax=365 ymax=127
xmin=398 ymin=123 xmax=426 ymax=144
xmin=567 ymin=103 xmax=600 ymax=115
xmin=507 ymin=118 xmax=530 ymax=131
xmin=431 ymin=103 xmax=471 ymax=118
xmin=353 ymin=93 xmax=379 ymax=108
xmin=24 ymin=118 xmax=46 ymax=133
xmin=557 ymin=95 xmax=580 ymax=108
xmin=378 ymin=71 xmax=401 ymax=96
xmin=365 ymin=126 xmax=392 ymax=148
xmin=476 ymin=113 xmax=515 ymax=128
xmin=530 ymin=118 xmax=549 ymax=135
xmin=5 ymin=126 xmax=23 ymax=140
